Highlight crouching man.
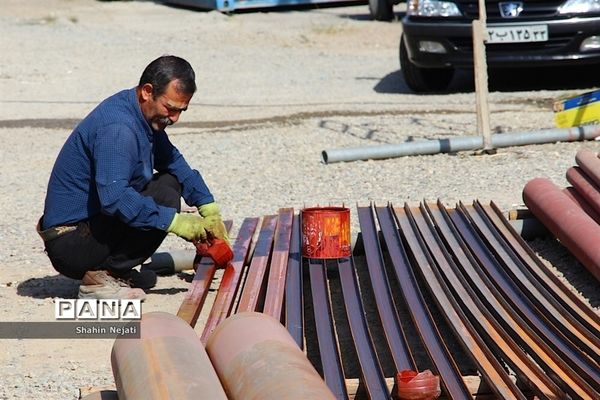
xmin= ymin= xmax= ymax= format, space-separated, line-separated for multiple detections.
xmin=38 ymin=55 xmax=229 ymax=300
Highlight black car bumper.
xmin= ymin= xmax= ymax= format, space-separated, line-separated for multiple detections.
xmin=402 ymin=16 xmax=600 ymax=69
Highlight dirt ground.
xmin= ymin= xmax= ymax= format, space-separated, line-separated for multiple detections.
xmin=1 ymin=0 xmax=599 ymax=399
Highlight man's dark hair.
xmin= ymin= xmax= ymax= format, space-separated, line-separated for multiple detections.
xmin=139 ymin=55 xmax=197 ymax=97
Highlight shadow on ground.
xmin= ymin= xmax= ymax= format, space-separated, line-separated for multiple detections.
xmin=378 ymin=64 xmax=600 ymax=95
xmin=528 ymin=237 xmax=600 ymax=309
xmin=17 ymin=275 xmax=79 ymax=299
xmin=16 ymin=274 xmax=190 ymax=298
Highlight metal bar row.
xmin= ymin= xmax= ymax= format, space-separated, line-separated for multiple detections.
xmin=483 ymin=201 xmax=600 ymax=336
xmin=236 ymin=215 xmax=277 ymax=313
xmin=356 ymin=206 xmax=415 ymax=373
xmin=377 ymin=205 xmax=473 ymax=400
xmin=180 ymin=203 xmax=599 ymax=399
xmin=399 ymin=204 xmax=525 ymax=399
xmin=263 ymin=208 xmax=294 ymax=321
xmin=335 ymin=256 xmax=388 ymax=399
xmin=425 ymin=202 xmax=581 ymax=399
xmin=447 ymin=203 xmax=600 ymax=398
xmin=463 ymin=202 xmax=600 ymax=363
xmin=176 ymin=220 xmax=233 ymax=327
xmin=308 ymin=258 xmax=348 ymax=399
xmin=200 ymin=217 xmax=259 ymax=344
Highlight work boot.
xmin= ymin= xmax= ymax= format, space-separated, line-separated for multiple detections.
xmin=78 ymin=270 xmax=146 ymax=300
xmin=122 ymin=269 xmax=158 ymax=290
xmin=113 ymin=269 xmax=157 ymax=290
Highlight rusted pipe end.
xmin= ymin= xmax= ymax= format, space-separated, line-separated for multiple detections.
xmin=523 ymin=178 xmax=600 ymax=280
xmin=575 ymin=148 xmax=600 ymax=190
xmin=112 ymin=311 xmax=226 ymax=400
xmin=206 ymin=311 xmax=336 ymax=400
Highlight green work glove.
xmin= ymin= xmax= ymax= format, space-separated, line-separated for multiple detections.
xmin=203 ymin=215 xmax=230 ymax=245
xmin=167 ymin=213 xmax=208 ymax=242
xmin=197 ymin=202 xmax=230 ymax=245
xmin=197 ymin=202 xmax=221 ymax=217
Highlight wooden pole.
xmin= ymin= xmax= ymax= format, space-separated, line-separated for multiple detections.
xmin=473 ymin=0 xmax=494 ymax=153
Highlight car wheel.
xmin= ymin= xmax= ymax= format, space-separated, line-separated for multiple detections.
xmin=369 ymin=0 xmax=394 ymax=21
xmin=399 ymin=36 xmax=454 ymax=93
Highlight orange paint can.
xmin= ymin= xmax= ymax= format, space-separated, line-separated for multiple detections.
xmin=301 ymin=206 xmax=351 ymax=259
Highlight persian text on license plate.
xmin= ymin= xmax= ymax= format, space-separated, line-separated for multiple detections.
xmin=487 ymin=25 xmax=548 ymax=43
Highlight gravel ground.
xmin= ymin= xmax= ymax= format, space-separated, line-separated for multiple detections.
xmin=1 ymin=1 xmax=599 ymax=399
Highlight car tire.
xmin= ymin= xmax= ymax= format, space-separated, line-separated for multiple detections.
xmin=369 ymin=0 xmax=394 ymax=21
xmin=399 ymin=36 xmax=454 ymax=93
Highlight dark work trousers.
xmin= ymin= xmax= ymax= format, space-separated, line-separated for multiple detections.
xmin=43 ymin=173 xmax=182 ymax=280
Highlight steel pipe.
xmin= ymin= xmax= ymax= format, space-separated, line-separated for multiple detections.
xmin=111 ymin=311 xmax=227 ymax=400
xmin=566 ymin=166 xmax=600 ymax=215
xmin=307 ymin=258 xmax=348 ymax=398
xmin=523 ymin=178 xmax=600 ymax=281
xmin=575 ymin=148 xmax=600 ymax=188
xmin=143 ymin=250 xmax=195 ymax=274
xmin=562 ymin=187 xmax=600 ymax=225
xmin=322 ymin=126 xmax=600 ymax=163
xmin=205 ymin=311 xmax=336 ymax=400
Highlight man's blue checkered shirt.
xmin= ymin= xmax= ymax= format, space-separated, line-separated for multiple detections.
xmin=42 ymin=88 xmax=214 ymax=231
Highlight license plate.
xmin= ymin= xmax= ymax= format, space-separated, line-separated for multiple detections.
xmin=487 ymin=25 xmax=548 ymax=43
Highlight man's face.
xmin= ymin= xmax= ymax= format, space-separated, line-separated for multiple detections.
xmin=139 ymin=80 xmax=192 ymax=132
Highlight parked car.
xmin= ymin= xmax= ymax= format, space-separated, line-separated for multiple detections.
xmin=399 ymin=0 xmax=600 ymax=92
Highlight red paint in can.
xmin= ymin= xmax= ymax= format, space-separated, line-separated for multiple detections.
xmin=301 ymin=207 xmax=351 ymax=259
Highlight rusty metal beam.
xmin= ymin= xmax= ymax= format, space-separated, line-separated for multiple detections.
xmin=176 ymin=220 xmax=232 ymax=327
xmin=424 ymin=202 xmax=575 ymax=399
xmin=200 ymin=217 xmax=259 ymax=344
xmin=356 ymin=205 xmax=415 ymax=372
xmin=462 ymin=202 xmax=600 ymax=363
xmin=447 ymin=204 xmax=600 ymax=396
xmin=460 ymin=204 xmax=600 ymax=370
xmin=482 ymin=200 xmax=600 ymax=336
xmin=308 ymin=258 xmax=349 ymax=399
xmin=336 ymin=255 xmax=389 ymax=399
xmin=236 ymin=215 xmax=278 ymax=313
xmin=377 ymin=204 xmax=472 ymax=400
xmin=285 ymin=213 xmax=304 ymax=350
xmin=406 ymin=204 xmax=526 ymax=399
xmin=264 ymin=208 xmax=294 ymax=321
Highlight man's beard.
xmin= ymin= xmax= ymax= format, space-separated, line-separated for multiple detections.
xmin=156 ymin=117 xmax=173 ymax=130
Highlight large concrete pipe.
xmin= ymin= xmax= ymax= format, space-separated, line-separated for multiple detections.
xmin=205 ymin=311 xmax=336 ymax=400
xmin=565 ymin=166 xmax=600 ymax=215
xmin=111 ymin=311 xmax=227 ymax=400
xmin=523 ymin=178 xmax=600 ymax=281
xmin=575 ymin=148 xmax=600 ymax=188
xmin=322 ymin=125 xmax=600 ymax=163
